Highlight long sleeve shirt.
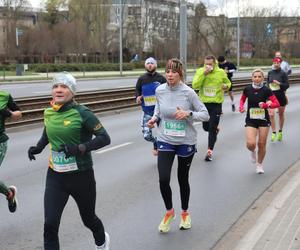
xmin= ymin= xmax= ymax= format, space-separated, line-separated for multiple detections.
xmin=153 ymin=82 xmax=209 ymax=145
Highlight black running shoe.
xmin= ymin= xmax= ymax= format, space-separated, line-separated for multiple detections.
xmin=7 ymin=186 xmax=17 ymax=213
xmin=232 ymin=104 xmax=236 ymax=112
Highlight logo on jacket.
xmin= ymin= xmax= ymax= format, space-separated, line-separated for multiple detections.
xmin=64 ymin=120 xmax=71 ymax=126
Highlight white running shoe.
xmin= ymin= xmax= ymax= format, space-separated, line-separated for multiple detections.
xmin=256 ymin=164 xmax=264 ymax=174
xmin=96 ymin=232 xmax=110 ymax=250
xmin=250 ymin=150 xmax=256 ymax=164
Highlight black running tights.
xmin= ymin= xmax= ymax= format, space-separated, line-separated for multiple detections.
xmin=202 ymin=103 xmax=222 ymax=150
xmin=157 ymin=151 xmax=194 ymax=211
xmin=44 ymin=168 xmax=105 ymax=250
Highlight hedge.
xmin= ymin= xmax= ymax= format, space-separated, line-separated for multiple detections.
xmin=1 ymin=58 xmax=300 ymax=72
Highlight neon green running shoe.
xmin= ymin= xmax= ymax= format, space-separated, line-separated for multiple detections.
xmin=179 ymin=211 xmax=191 ymax=230
xmin=158 ymin=209 xmax=175 ymax=233
xmin=271 ymin=132 xmax=276 ymax=142
xmin=277 ymin=131 xmax=283 ymax=141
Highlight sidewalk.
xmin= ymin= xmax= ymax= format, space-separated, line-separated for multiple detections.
xmin=0 ymin=68 xmax=196 ymax=83
xmin=214 ymin=159 xmax=300 ymax=250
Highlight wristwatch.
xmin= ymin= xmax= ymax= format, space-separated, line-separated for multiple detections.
xmin=189 ymin=111 xmax=193 ymax=117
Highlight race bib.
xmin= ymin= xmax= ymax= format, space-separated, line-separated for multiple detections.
xmin=269 ymin=83 xmax=280 ymax=91
xmin=163 ymin=120 xmax=187 ymax=137
xmin=51 ymin=150 xmax=78 ymax=172
xmin=203 ymin=87 xmax=217 ymax=97
xmin=250 ymin=108 xmax=265 ymax=120
xmin=143 ymin=95 xmax=157 ymax=106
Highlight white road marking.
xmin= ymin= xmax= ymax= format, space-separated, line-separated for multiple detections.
xmin=234 ymin=163 xmax=300 ymax=250
xmin=95 ymin=142 xmax=133 ymax=154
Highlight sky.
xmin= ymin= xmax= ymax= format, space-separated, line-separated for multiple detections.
xmin=29 ymin=0 xmax=300 ymax=17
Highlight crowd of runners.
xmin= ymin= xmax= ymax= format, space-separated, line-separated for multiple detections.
xmin=0 ymin=51 xmax=292 ymax=249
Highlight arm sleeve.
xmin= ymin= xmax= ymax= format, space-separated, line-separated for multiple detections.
xmin=267 ymin=72 xmax=271 ymax=84
xmin=192 ymin=68 xmax=205 ymax=90
xmin=135 ymin=77 xmax=143 ymax=97
xmin=268 ymin=95 xmax=280 ymax=109
xmin=36 ymin=128 xmax=49 ymax=150
xmin=7 ymin=95 xmax=20 ymax=111
xmin=287 ymin=63 xmax=292 ymax=75
xmin=239 ymin=91 xmax=247 ymax=110
xmin=189 ymin=91 xmax=209 ymax=122
xmin=82 ymin=109 xmax=111 ymax=152
xmin=152 ymin=88 xmax=161 ymax=121
xmin=280 ymin=72 xmax=289 ymax=91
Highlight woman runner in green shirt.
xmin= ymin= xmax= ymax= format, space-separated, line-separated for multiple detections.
xmin=28 ymin=72 xmax=111 ymax=250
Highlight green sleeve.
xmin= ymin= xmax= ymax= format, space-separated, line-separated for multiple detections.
xmin=192 ymin=68 xmax=205 ymax=90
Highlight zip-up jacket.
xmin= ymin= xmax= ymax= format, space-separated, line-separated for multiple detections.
xmin=192 ymin=64 xmax=231 ymax=104
xmin=135 ymin=71 xmax=166 ymax=115
xmin=36 ymin=101 xmax=110 ymax=173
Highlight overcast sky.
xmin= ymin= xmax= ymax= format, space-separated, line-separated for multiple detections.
xmin=29 ymin=0 xmax=300 ymax=17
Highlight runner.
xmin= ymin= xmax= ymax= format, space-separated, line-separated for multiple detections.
xmin=273 ymin=51 xmax=291 ymax=105
xmin=135 ymin=57 xmax=166 ymax=156
xmin=273 ymin=51 xmax=292 ymax=76
xmin=27 ymin=72 xmax=111 ymax=250
xmin=267 ymin=57 xmax=289 ymax=142
xmin=239 ymin=69 xmax=279 ymax=174
xmin=192 ymin=55 xmax=231 ymax=161
xmin=147 ymin=58 xmax=209 ymax=233
xmin=0 ymin=90 xmax=22 ymax=213
xmin=217 ymin=55 xmax=237 ymax=112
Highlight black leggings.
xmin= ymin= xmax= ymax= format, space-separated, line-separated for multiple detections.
xmin=44 ymin=168 xmax=105 ymax=250
xmin=202 ymin=103 xmax=222 ymax=150
xmin=157 ymin=151 xmax=194 ymax=211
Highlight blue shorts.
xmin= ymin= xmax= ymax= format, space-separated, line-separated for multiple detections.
xmin=157 ymin=141 xmax=196 ymax=157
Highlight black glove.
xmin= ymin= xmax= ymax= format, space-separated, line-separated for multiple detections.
xmin=28 ymin=146 xmax=43 ymax=161
xmin=0 ymin=108 xmax=12 ymax=118
xmin=58 ymin=144 xmax=85 ymax=159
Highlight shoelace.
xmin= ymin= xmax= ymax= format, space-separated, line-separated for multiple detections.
xmin=181 ymin=212 xmax=189 ymax=222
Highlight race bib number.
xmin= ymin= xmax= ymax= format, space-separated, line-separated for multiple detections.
xmin=143 ymin=95 xmax=157 ymax=106
xmin=250 ymin=108 xmax=265 ymax=120
xmin=51 ymin=150 xmax=78 ymax=172
xmin=163 ymin=120 xmax=187 ymax=137
xmin=269 ymin=83 xmax=280 ymax=91
xmin=203 ymin=87 xmax=217 ymax=97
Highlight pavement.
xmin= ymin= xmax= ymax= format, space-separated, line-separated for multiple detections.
xmin=214 ymin=159 xmax=300 ymax=250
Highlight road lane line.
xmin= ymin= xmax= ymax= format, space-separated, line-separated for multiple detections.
xmin=95 ymin=142 xmax=133 ymax=154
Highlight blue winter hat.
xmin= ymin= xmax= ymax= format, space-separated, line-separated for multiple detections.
xmin=52 ymin=71 xmax=77 ymax=94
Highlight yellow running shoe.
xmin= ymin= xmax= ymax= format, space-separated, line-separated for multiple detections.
xmin=158 ymin=209 xmax=175 ymax=233
xmin=179 ymin=211 xmax=191 ymax=230
xmin=271 ymin=132 xmax=276 ymax=142
xmin=277 ymin=131 xmax=283 ymax=141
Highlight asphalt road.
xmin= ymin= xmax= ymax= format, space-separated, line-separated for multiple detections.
xmin=1 ymin=69 xmax=299 ymax=98
xmin=0 ymin=85 xmax=299 ymax=250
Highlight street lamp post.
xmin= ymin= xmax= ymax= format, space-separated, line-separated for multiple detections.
xmin=119 ymin=0 xmax=123 ymax=76
xmin=179 ymin=0 xmax=187 ymax=81
xmin=237 ymin=0 xmax=240 ymax=70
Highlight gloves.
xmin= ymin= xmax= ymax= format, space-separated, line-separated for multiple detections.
xmin=58 ymin=144 xmax=85 ymax=159
xmin=0 ymin=108 xmax=12 ymax=118
xmin=28 ymin=146 xmax=43 ymax=161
